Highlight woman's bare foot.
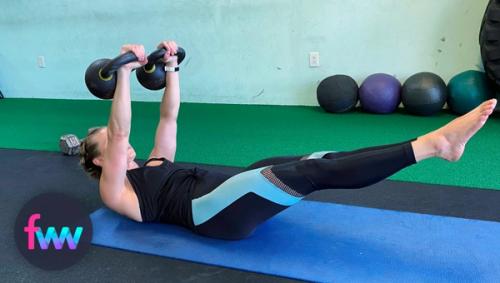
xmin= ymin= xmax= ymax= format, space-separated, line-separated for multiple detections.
xmin=413 ymin=99 xmax=497 ymax=162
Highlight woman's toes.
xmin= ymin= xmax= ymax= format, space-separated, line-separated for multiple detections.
xmin=481 ymin=109 xmax=492 ymax=115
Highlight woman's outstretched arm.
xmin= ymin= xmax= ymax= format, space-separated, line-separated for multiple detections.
xmin=99 ymin=44 xmax=147 ymax=206
xmin=149 ymin=40 xmax=181 ymax=162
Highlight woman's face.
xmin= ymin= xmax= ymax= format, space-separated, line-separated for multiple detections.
xmin=92 ymin=127 xmax=137 ymax=168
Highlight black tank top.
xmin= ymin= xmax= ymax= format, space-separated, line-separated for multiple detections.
xmin=126 ymin=158 xmax=204 ymax=229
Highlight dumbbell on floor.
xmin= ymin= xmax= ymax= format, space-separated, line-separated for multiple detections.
xmin=59 ymin=134 xmax=80 ymax=156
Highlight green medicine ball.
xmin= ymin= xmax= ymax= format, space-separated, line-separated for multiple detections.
xmin=447 ymin=70 xmax=494 ymax=115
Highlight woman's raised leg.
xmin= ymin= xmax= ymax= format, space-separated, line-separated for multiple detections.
xmin=191 ymin=99 xmax=497 ymax=240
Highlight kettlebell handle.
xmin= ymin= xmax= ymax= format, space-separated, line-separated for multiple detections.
xmin=100 ymin=52 xmax=139 ymax=79
xmin=143 ymin=47 xmax=186 ymax=71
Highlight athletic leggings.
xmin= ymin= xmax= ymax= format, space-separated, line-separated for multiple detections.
xmin=191 ymin=139 xmax=417 ymax=240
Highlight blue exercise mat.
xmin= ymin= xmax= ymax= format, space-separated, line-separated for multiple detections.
xmin=90 ymin=201 xmax=500 ymax=282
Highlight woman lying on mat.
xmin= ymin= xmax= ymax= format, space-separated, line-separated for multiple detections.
xmin=80 ymin=42 xmax=498 ymax=240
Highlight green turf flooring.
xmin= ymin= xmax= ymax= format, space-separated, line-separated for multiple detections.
xmin=0 ymin=98 xmax=499 ymax=190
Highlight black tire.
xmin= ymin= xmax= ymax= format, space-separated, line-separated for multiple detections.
xmin=480 ymin=0 xmax=500 ymax=90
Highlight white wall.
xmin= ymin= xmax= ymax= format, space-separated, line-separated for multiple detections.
xmin=0 ymin=0 xmax=489 ymax=105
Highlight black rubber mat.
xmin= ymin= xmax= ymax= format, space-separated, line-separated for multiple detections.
xmin=2 ymin=148 xmax=499 ymax=282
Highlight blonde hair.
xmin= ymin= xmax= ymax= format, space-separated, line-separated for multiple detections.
xmin=79 ymin=127 xmax=104 ymax=180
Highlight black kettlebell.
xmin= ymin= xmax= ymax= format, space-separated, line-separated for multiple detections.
xmin=84 ymin=52 xmax=139 ymax=99
xmin=136 ymin=47 xmax=186 ymax=90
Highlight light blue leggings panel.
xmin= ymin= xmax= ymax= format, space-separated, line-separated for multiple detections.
xmin=191 ymin=167 xmax=303 ymax=226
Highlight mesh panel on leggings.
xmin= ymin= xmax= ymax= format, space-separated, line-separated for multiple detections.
xmin=260 ymin=167 xmax=304 ymax=197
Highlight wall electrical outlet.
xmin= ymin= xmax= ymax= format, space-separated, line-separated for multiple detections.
xmin=309 ymin=52 xmax=320 ymax=67
xmin=37 ymin=56 xmax=46 ymax=68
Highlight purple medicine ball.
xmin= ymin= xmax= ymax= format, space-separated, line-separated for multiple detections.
xmin=359 ymin=73 xmax=402 ymax=114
